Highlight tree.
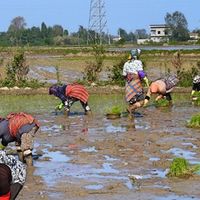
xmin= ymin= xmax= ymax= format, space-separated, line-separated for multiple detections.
xmin=77 ymin=25 xmax=88 ymax=44
xmin=8 ymin=16 xmax=26 ymax=32
xmin=134 ymin=29 xmax=148 ymax=39
xmin=64 ymin=29 xmax=69 ymax=36
xmin=52 ymin=25 xmax=64 ymax=37
xmin=165 ymin=11 xmax=189 ymax=41
xmin=118 ymin=28 xmax=129 ymax=41
xmin=41 ymin=22 xmax=48 ymax=38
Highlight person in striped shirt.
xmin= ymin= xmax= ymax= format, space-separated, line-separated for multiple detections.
xmin=0 ymin=113 xmax=40 ymax=166
xmin=49 ymin=83 xmax=92 ymax=115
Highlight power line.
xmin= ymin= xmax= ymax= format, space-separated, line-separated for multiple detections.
xmin=87 ymin=0 xmax=108 ymax=44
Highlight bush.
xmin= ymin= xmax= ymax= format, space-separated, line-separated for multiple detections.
xmin=0 ymin=51 xmax=46 ymax=88
xmin=6 ymin=51 xmax=29 ymax=83
xmin=171 ymin=51 xmax=199 ymax=87
xmin=83 ymin=45 xmax=106 ymax=82
xmin=108 ymin=54 xmax=127 ymax=86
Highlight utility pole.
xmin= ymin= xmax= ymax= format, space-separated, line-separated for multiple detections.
xmin=87 ymin=0 xmax=108 ymax=45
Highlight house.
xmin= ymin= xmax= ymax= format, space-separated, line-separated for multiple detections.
xmin=137 ymin=38 xmax=150 ymax=45
xmin=112 ymin=36 xmax=121 ymax=42
xmin=189 ymin=32 xmax=200 ymax=40
xmin=150 ymin=24 xmax=171 ymax=42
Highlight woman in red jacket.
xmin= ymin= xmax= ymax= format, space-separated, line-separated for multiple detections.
xmin=0 ymin=112 xmax=40 ymax=166
xmin=49 ymin=83 xmax=92 ymax=115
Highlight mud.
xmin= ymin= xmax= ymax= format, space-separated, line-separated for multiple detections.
xmin=28 ymin=65 xmax=83 ymax=84
xmin=2 ymin=94 xmax=200 ymax=200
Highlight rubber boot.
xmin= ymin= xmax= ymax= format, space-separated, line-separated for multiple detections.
xmin=25 ymin=154 xmax=33 ymax=167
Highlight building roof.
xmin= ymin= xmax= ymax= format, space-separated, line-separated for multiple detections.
xmin=150 ymin=24 xmax=170 ymax=28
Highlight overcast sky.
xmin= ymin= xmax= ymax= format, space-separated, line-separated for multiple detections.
xmin=0 ymin=0 xmax=199 ymax=35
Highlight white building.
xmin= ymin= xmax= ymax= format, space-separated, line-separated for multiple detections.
xmin=137 ymin=38 xmax=150 ymax=44
xmin=189 ymin=32 xmax=200 ymax=40
xmin=112 ymin=36 xmax=121 ymax=42
xmin=150 ymin=24 xmax=171 ymax=43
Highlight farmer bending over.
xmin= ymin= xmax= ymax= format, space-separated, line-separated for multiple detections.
xmin=144 ymin=74 xmax=179 ymax=106
xmin=0 ymin=112 xmax=40 ymax=166
xmin=191 ymin=75 xmax=200 ymax=100
xmin=123 ymin=49 xmax=149 ymax=117
xmin=49 ymin=83 xmax=91 ymax=115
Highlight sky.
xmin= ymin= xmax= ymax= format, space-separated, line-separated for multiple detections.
xmin=0 ymin=0 xmax=200 ymax=35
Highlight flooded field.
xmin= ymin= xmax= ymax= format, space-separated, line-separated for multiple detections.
xmin=1 ymin=93 xmax=200 ymax=200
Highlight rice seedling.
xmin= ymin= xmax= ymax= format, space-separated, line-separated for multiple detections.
xmin=187 ymin=113 xmax=200 ymax=128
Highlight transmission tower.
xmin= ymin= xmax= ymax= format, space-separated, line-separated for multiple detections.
xmin=87 ymin=0 xmax=108 ymax=44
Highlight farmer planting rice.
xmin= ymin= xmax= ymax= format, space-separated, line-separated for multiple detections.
xmin=122 ymin=49 xmax=149 ymax=117
xmin=144 ymin=74 xmax=179 ymax=106
xmin=191 ymin=75 xmax=200 ymax=100
xmin=0 ymin=112 xmax=40 ymax=166
xmin=49 ymin=83 xmax=92 ymax=115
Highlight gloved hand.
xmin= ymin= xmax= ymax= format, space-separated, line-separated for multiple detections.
xmin=0 ymin=143 xmax=6 ymax=150
xmin=191 ymin=90 xmax=195 ymax=96
xmin=191 ymin=90 xmax=198 ymax=100
xmin=55 ymin=102 xmax=64 ymax=110
xmin=143 ymin=99 xmax=149 ymax=106
xmin=192 ymin=96 xmax=198 ymax=101
xmin=143 ymin=76 xmax=149 ymax=87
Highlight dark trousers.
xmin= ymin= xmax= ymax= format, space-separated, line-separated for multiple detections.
xmin=65 ymin=97 xmax=90 ymax=112
xmin=10 ymin=183 xmax=23 ymax=200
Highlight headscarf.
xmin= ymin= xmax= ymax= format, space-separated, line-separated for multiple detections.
xmin=193 ymin=75 xmax=200 ymax=84
xmin=49 ymin=85 xmax=60 ymax=95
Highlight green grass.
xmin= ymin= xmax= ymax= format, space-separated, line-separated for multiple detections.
xmin=0 ymin=93 xmax=126 ymax=116
xmin=187 ymin=113 xmax=200 ymax=128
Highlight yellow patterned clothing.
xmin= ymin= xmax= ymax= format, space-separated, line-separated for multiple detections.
xmin=125 ymin=78 xmax=143 ymax=103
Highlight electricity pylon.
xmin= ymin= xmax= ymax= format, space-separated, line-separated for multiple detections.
xmin=87 ymin=0 xmax=108 ymax=45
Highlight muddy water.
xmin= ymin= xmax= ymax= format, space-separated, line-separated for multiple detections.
xmin=1 ymin=93 xmax=200 ymax=200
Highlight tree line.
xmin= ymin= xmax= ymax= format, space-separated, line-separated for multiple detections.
xmin=0 ymin=11 xmax=199 ymax=46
